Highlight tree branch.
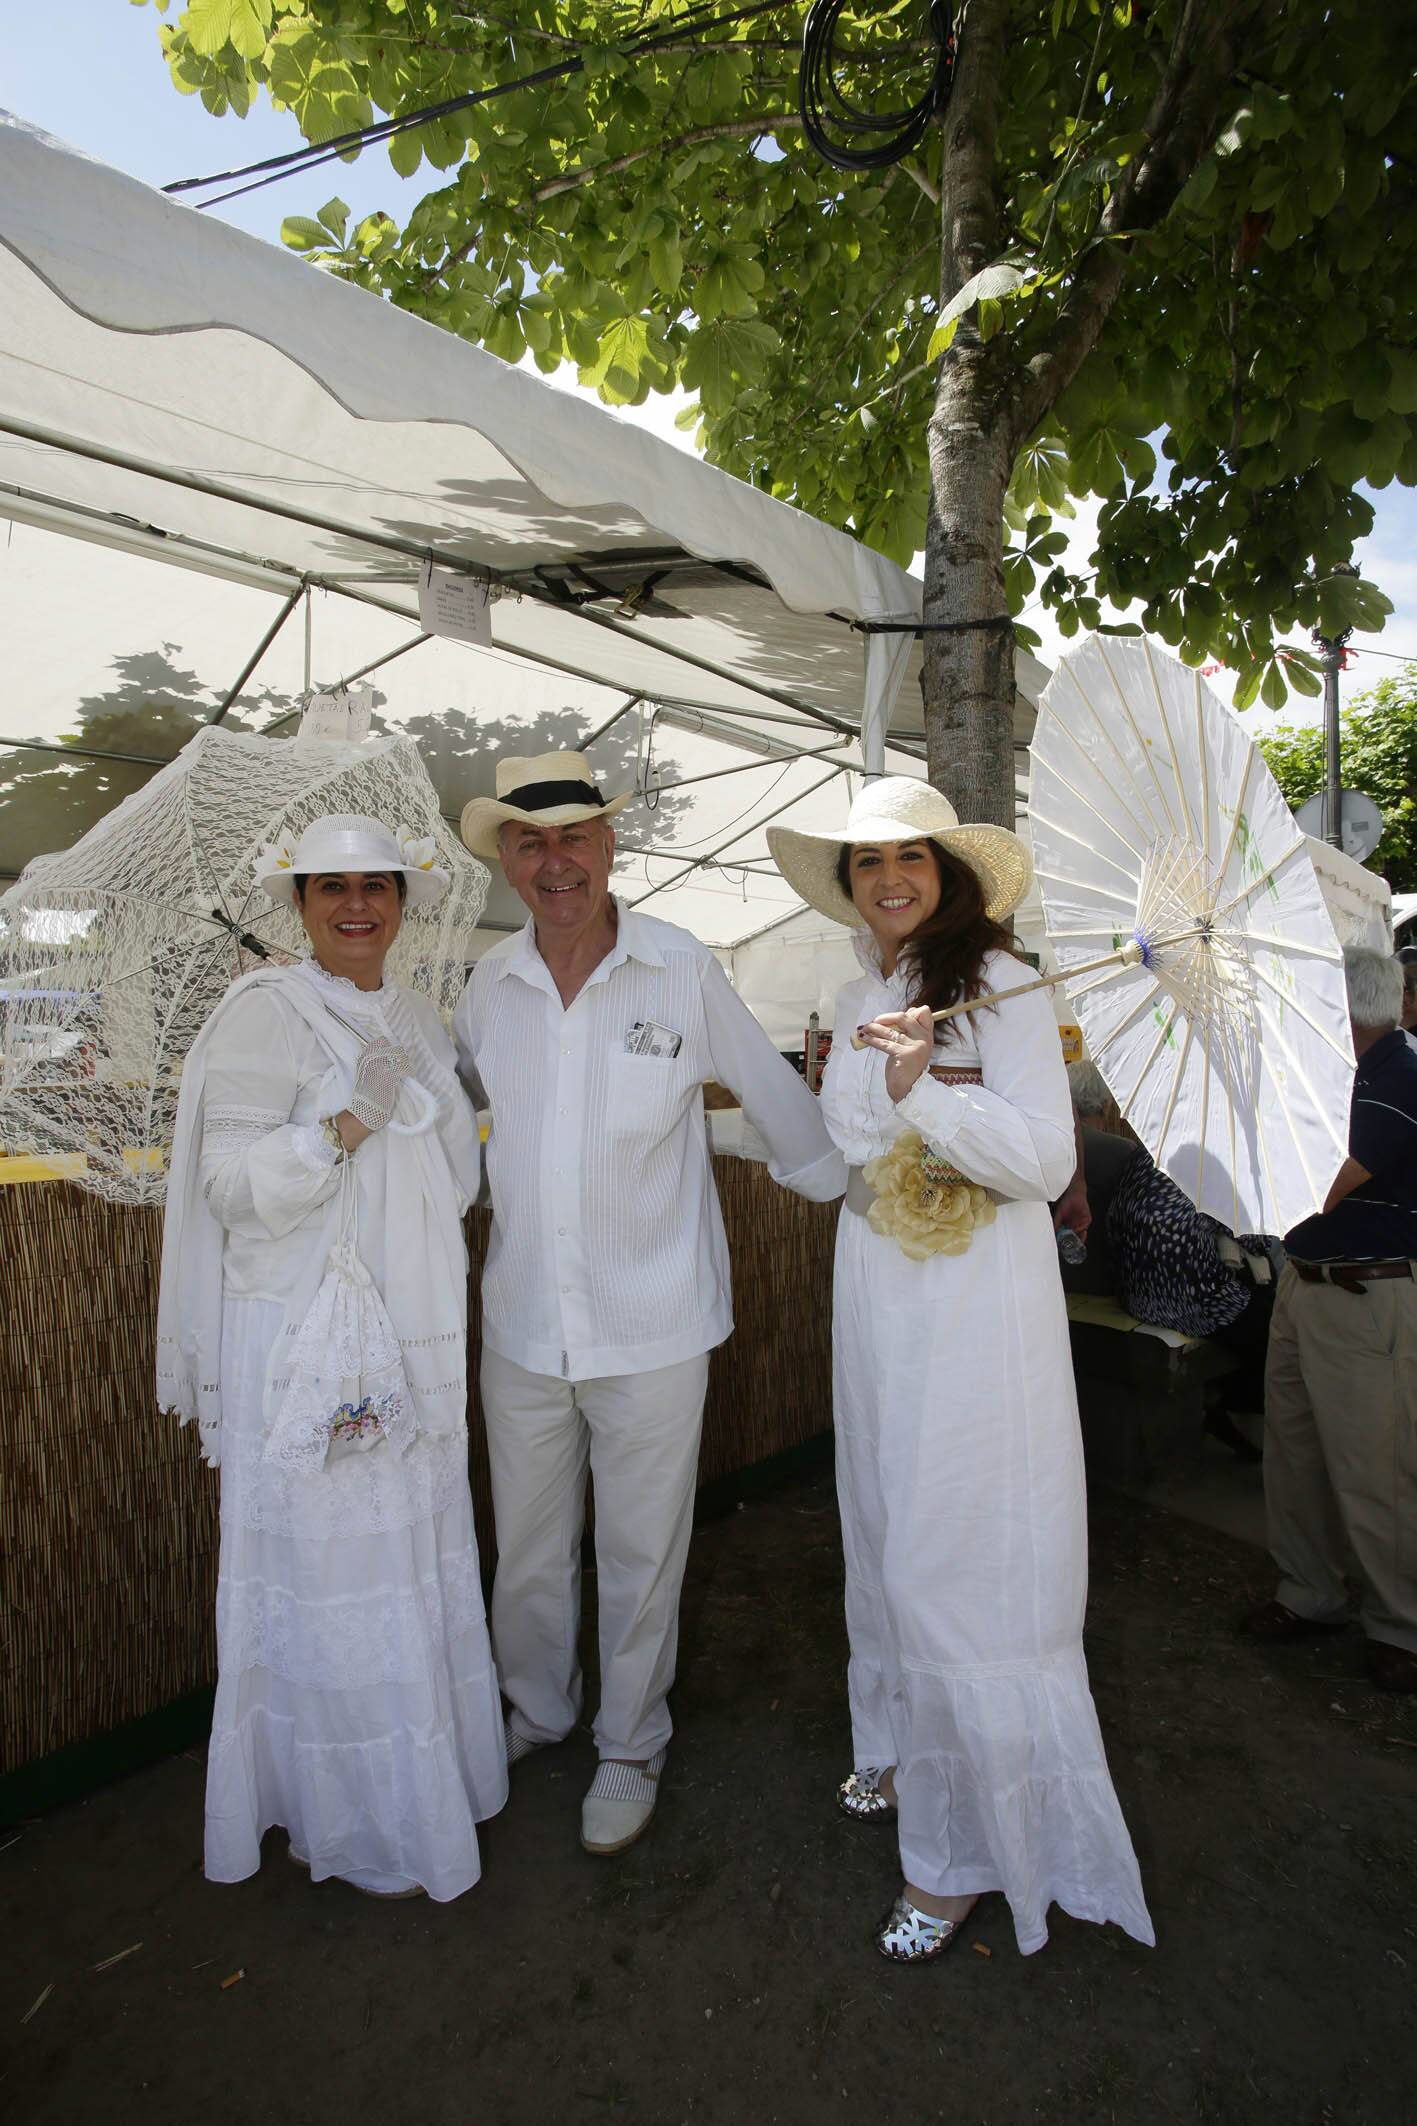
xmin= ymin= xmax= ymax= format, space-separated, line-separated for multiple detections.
xmin=778 ymin=237 xmax=938 ymax=441
xmin=1012 ymin=0 xmax=1284 ymax=446
xmin=526 ymin=115 xmax=802 ymax=203
xmin=902 ymin=160 xmax=940 ymax=207
xmin=423 ymin=116 xmax=803 ymax=284
xmin=439 ymin=1 xmax=800 ymax=51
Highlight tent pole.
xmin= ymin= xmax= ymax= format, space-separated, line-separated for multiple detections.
xmin=259 ymin=630 xmax=435 ymax=734
xmin=210 ymin=581 xmax=307 ymax=725
xmin=581 ymin=696 xmax=645 ymax=748
xmin=651 ymin=738 xmax=853 ymax=794
xmin=0 ymin=734 xmax=170 ymax=769
xmin=628 ymin=765 xmax=849 ymax=910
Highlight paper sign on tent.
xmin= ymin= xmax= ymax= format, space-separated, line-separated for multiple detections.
xmin=419 ymin=560 xmax=493 ymax=647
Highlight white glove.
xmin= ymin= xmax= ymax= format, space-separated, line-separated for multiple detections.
xmin=348 ymin=1037 xmax=411 ymax=1132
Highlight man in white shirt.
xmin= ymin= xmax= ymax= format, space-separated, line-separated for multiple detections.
xmin=456 ymin=752 xmax=844 ymax=1854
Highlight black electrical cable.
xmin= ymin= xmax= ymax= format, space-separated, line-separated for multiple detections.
xmin=165 ymin=0 xmax=792 ymax=208
xmin=798 ymin=0 xmax=954 ymax=173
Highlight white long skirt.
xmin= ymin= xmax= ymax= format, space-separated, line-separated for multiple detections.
xmin=204 ymin=1299 xmax=508 ymax=1900
xmin=833 ymin=1201 xmax=1154 ymax=1954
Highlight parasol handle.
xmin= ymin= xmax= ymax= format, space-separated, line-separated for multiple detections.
xmin=847 ymin=938 xmax=1145 ymax=1050
xmin=209 ymin=907 xmax=270 ymax=958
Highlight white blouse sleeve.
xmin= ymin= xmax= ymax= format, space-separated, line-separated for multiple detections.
xmin=700 ymin=956 xmax=845 ymax=1201
xmin=199 ymin=989 xmax=344 ymax=1239
xmin=893 ymin=957 xmax=1076 ymax=1202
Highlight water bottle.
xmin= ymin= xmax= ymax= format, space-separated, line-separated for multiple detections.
xmin=1056 ymin=1225 xmax=1088 ymax=1266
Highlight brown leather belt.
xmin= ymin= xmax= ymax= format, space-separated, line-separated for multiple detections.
xmin=928 ymin=1066 xmax=983 ymax=1086
xmin=1292 ymin=1258 xmax=1414 ymax=1295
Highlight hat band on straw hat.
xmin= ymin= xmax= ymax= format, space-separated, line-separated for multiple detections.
xmin=505 ymin=776 xmax=606 ymax=813
xmin=460 ymin=748 xmax=632 ymax=861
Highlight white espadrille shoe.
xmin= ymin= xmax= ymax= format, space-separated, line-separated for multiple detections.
xmin=580 ymin=1751 xmax=666 ymax=1855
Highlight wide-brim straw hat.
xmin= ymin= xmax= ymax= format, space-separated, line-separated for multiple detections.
xmin=460 ymin=750 xmax=632 ymax=862
xmin=256 ymin=812 xmax=449 ymax=909
xmin=766 ymin=776 xmax=1032 ymax=928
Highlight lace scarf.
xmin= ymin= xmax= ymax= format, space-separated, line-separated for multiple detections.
xmin=156 ymin=964 xmax=478 ymax=1466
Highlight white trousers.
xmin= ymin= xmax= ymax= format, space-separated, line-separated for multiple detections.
xmin=481 ymin=1347 xmax=710 ymax=1760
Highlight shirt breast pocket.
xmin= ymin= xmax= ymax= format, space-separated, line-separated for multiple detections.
xmin=607 ymin=1050 xmax=695 ymax=1142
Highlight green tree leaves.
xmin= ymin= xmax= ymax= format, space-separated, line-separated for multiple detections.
xmin=695 ymin=244 xmax=764 ymax=324
xmin=578 ymin=312 xmax=675 ymax=405
xmin=1257 ymin=665 xmax=1417 ymax=891
xmin=135 ymin=0 xmax=1417 ymax=687
xmin=181 ymin=0 xmax=273 ymax=63
xmin=681 ymin=317 xmax=780 ymax=411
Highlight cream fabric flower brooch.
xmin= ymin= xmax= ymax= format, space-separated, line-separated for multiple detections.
xmin=861 ymin=1129 xmax=996 ymax=1261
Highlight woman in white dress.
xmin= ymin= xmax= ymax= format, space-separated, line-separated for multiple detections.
xmin=768 ymin=780 xmax=1153 ymax=1964
xmin=157 ymin=814 xmax=506 ymax=1900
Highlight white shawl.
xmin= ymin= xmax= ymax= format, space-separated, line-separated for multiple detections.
xmin=156 ymin=962 xmax=479 ymax=1466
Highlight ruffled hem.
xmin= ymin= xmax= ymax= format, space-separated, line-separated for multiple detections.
xmin=894 ymin=1758 xmax=1156 ymax=1953
xmin=851 ymin=1644 xmax=1154 ymax=1955
xmin=204 ymin=1663 xmax=508 ymax=1904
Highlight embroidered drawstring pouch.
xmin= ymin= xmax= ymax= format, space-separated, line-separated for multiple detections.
xmin=262 ymin=1153 xmax=418 ymax=1474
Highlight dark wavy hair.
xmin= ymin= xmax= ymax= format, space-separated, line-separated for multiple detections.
xmin=836 ymin=838 xmax=1013 ymax=1036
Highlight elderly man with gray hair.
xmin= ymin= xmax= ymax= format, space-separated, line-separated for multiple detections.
xmin=455 ymin=752 xmax=846 ymax=1853
xmin=1246 ymin=946 xmax=1417 ymax=1692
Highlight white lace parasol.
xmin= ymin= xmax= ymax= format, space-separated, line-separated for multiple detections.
xmin=0 ymin=727 xmax=488 ymax=1203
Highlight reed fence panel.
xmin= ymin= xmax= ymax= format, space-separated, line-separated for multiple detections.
xmin=1 ymin=1161 xmax=837 ymax=1774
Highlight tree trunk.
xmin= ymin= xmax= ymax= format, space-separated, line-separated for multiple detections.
xmin=917 ymin=0 xmax=1262 ymax=829
xmin=920 ymin=0 xmax=1017 ymax=830
xmin=921 ymin=364 xmax=1018 ymax=828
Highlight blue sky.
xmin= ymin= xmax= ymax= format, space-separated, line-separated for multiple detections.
xmin=8 ymin=0 xmax=1416 ymax=726
xmin=6 ymin=0 xmax=424 ymax=240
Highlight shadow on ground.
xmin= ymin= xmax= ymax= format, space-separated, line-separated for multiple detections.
xmin=3 ymin=1470 xmax=1414 ymax=2125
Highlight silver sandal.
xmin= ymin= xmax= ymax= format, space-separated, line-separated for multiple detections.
xmin=875 ymin=1893 xmax=971 ymax=1963
xmin=836 ymin=1767 xmax=896 ymax=1822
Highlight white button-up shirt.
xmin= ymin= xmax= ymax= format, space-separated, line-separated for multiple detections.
xmin=454 ymin=902 xmax=844 ymax=1381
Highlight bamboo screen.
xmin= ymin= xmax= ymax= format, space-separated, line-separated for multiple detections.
xmin=1 ymin=1162 xmax=836 ymax=1775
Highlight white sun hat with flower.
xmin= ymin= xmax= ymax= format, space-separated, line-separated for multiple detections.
xmin=766 ymin=775 xmax=1032 ymax=928
xmin=255 ymin=814 xmax=449 ymax=909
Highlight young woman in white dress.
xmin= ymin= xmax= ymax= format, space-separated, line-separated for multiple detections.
xmin=157 ymin=815 xmax=506 ymax=1900
xmin=769 ymin=780 xmax=1153 ymax=1964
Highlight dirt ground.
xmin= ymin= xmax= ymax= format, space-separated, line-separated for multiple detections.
xmin=3 ymin=1461 xmax=1414 ymax=2126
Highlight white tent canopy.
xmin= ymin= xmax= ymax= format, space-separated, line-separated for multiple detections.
xmin=0 ymin=517 xmax=928 ymax=944
xmin=0 ymin=114 xmax=1048 ymax=950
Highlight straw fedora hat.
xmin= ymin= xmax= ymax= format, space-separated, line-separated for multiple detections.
xmin=460 ymin=751 xmax=633 ymax=862
xmin=766 ymin=777 xmax=1032 ymax=928
xmin=256 ymin=813 xmax=449 ymax=909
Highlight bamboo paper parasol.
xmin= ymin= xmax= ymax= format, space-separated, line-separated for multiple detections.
xmin=1027 ymin=634 xmax=1354 ymax=1236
